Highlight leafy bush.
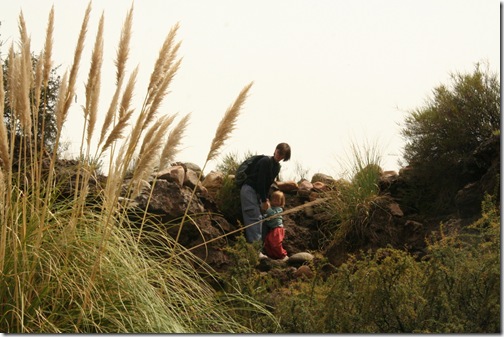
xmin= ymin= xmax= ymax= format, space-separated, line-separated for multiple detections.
xmin=418 ymin=194 xmax=500 ymax=333
xmin=322 ymin=248 xmax=427 ymax=333
xmin=220 ymin=236 xmax=281 ymax=333
xmin=269 ymin=194 xmax=500 ymax=333
xmin=401 ymin=63 xmax=500 ymax=210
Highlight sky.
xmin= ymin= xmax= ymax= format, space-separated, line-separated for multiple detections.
xmin=0 ymin=0 xmax=500 ymax=181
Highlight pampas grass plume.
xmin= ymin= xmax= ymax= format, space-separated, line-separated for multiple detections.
xmin=159 ymin=113 xmax=190 ymax=170
xmin=206 ymin=82 xmax=253 ymax=162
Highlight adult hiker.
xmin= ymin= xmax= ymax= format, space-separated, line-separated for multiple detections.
xmin=239 ymin=142 xmax=291 ymax=244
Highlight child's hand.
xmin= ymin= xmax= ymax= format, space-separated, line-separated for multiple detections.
xmin=261 ymin=200 xmax=270 ymax=211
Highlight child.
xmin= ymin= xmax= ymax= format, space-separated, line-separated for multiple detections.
xmin=262 ymin=190 xmax=288 ymax=260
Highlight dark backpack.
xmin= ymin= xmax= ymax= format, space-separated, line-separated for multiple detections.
xmin=235 ymin=155 xmax=266 ymax=188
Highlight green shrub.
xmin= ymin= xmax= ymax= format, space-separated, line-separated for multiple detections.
xmin=270 ymin=195 xmax=500 ymax=333
xmin=419 ymin=194 xmax=500 ymax=333
xmin=220 ymin=236 xmax=281 ymax=333
xmin=321 ymin=248 xmax=426 ymax=333
xmin=401 ymin=63 xmax=500 ymax=211
xmin=215 ymin=174 xmax=242 ymax=224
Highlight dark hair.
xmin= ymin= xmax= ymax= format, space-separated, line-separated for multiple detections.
xmin=275 ymin=142 xmax=291 ymax=161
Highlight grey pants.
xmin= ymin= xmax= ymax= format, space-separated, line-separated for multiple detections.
xmin=240 ymin=184 xmax=263 ymax=243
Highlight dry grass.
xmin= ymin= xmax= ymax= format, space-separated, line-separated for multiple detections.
xmin=0 ymin=2 xmax=269 ymax=333
xmin=83 ymin=13 xmax=104 ymax=150
xmin=172 ymin=82 xmax=254 ymax=248
xmin=0 ymin=65 xmax=9 ymax=171
xmin=159 ymin=112 xmax=191 ymax=170
xmin=207 ymin=82 xmax=253 ymax=162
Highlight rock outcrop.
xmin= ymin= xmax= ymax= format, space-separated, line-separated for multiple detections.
xmin=49 ymin=134 xmax=499 ymax=281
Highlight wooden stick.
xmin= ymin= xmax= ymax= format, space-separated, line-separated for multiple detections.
xmin=175 ymin=197 xmax=329 ymax=256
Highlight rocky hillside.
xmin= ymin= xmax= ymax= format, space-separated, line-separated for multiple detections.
xmin=51 ymin=134 xmax=499 ymax=280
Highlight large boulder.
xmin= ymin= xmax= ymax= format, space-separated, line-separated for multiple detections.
xmin=134 ymin=179 xmax=204 ymax=218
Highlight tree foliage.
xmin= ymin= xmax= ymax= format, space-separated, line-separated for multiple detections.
xmin=402 ymin=63 xmax=500 ymax=170
xmin=2 ymin=55 xmax=61 ymax=156
xmin=400 ymin=63 xmax=500 ymax=210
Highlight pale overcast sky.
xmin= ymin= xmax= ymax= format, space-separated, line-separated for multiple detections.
xmin=0 ymin=0 xmax=500 ymax=180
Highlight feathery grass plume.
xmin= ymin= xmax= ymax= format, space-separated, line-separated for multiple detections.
xmin=118 ymin=66 xmax=137 ymax=119
xmin=146 ymin=23 xmax=180 ymax=99
xmin=173 ymin=83 xmax=253 ymax=250
xmin=97 ymin=8 xmax=133 ymax=150
xmin=98 ymin=76 xmax=123 ymax=148
xmin=114 ymin=24 xmax=182 ymax=183
xmin=17 ymin=11 xmax=30 ymax=47
xmin=55 ymin=71 xmax=70 ymax=133
xmin=144 ymin=58 xmax=181 ymax=130
xmin=134 ymin=112 xmax=187 ymax=240
xmin=130 ymin=116 xmax=174 ymax=196
xmin=83 ymin=13 xmax=104 ymax=150
xmin=42 ymin=6 xmax=54 ymax=88
xmin=137 ymin=117 xmax=164 ymax=155
xmin=62 ymin=2 xmax=91 ymax=117
xmin=0 ymin=64 xmax=9 ymax=171
xmin=139 ymin=113 xmax=176 ymax=156
xmin=207 ymin=82 xmax=253 ymax=162
xmin=68 ymin=14 xmax=105 ymax=224
xmin=103 ymin=139 xmax=129 ymax=205
xmin=143 ymin=23 xmax=181 ymax=129
xmin=31 ymin=54 xmax=43 ymax=196
xmin=115 ymin=5 xmax=133 ymax=84
xmin=28 ymin=8 xmax=53 ymax=177
xmin=6 ymin=46 xmax=16 ymax=116
xmin=10 ymin=53 xmax=31 ymax=137
xmin=16 ymin=12 xmax=33 ymax=136
xmin=100 ymin=108 xmax=133 ymax=155
xmin=36 ymin=7 xmax=53 ymax=177
xmin=159 ymin=113 xmax=190 ymax=170
xmin=33 ymin=52 xmax=43 ymax=118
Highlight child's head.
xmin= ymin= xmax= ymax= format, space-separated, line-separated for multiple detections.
xmin=270 ymin=190 xmax=285 ymax=207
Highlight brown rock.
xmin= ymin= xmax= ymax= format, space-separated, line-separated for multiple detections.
xmin=294 ymin=265 xmax=314 ymax=279
xmin=312 ymin=181 xmax=327 ymax=192
xmin=297 ymin=179 xmax=313 ymax=198
xmin=311 ymin=173 xmax=336 ymax=186
xmin=202 ymin=171 xmax=224 ymax=199
xmin=277 ymin=180 xmax=299 ymax=193
xmin=184 ymin=169 xmax=205 ymax=193
xmin=155 ymin=165 xmax=185 ymax=186
xmin=388 ymin=202 xmax=404 ymax=217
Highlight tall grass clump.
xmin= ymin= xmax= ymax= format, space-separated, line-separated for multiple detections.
xmin=321 ymin=139 xmax=383 ymax=247
xmin=0 ymin=4 xmax=269 ymax=332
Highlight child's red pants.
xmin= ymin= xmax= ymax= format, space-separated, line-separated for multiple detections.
xmin=264 ymin=227 xmax=287 ymax=259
